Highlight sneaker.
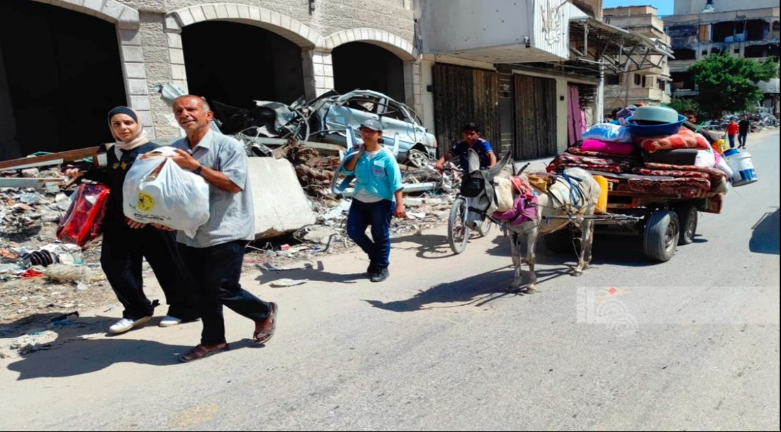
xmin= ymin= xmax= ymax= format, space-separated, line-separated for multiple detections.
xmin=109 ymin=316 xmax=152 ymax=335
xmin=159 ymin=316 xmax=183 ymax=328
xmin=367 ymin=262 xmax=379 ymax=276
xmin=371 ymin=268 xmax=390 ymax=283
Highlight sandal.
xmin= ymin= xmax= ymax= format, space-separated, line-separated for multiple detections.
xmin=179 ymin=344 xmax=229 ymax=363
xmin=254 ymin=303 xmax=278 ymax=344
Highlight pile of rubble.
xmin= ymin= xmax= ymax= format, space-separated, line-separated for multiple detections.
xmin=1 ymin=168 xmax=113 ymax=325
xmin=0 ymin=130 xmax=458 ymax=330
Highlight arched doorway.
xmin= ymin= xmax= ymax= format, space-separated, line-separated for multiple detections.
xmin=332 ymin=42 xmax=405 ymax=101
xmin=0 ymin=0 xmax=127 ymax=160
xmin=181 ymin=21 xmax=305 ymax=108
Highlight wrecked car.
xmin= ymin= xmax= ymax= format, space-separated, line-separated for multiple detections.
xmin=304 ymin=90 xmax=437 ymax=169
xmin=158 ymin=85 xmax=438 ymax=168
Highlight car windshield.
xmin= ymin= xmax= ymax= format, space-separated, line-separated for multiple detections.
xmin=383 ymin=102 xmax=408 ymax=121
xmin=345 ymin=96 xmax=380 ymax=114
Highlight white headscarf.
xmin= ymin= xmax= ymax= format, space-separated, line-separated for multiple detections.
xmin=108 ymin=106 xmax=150 ymax=159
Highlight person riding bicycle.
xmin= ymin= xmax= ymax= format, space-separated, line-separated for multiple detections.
xmin=435 ymin=123 xmax=497 ymax=173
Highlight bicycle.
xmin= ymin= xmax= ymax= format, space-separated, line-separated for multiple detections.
xmin=443 ymin=165 xmax=494 ymax=254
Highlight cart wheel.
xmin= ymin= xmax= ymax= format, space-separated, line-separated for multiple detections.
xmin=675 ymin=204 xmax=698 ymax=245
xmin=544 ymin=226 xmax=581 ymax=254
xmin=643 ymin=210 xmax=680 ymax=262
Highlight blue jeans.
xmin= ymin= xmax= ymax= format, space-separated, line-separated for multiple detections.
xmin=347 ymin=199 xmax=393 ymax=270
xmin=729 ymin=135 xmax=736 ymax=148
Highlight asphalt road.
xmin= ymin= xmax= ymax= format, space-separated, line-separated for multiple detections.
xmin=1 ymin=132 xmax=778 ymax=431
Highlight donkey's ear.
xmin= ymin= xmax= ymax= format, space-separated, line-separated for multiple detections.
xmin=488 ymin=152 xmax=512 ymax=178
xmin=467 ymin=149 xmax=480 ymax=174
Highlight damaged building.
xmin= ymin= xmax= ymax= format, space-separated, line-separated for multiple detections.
xmin=664 ymin=0 xmax=781 ymax=114
xmin=0 ymin=0 xmax=421 ymax=161
xmin=1 ymin=0 xmax=670 ymax=164
xmin=415 ymin=0 xmax=671 ymax=157
xmin=602 ymin=6 xmax=673 ymax=115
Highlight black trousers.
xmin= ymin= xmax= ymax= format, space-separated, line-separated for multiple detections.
xmin=739 ymin=133 xmax=748 ymax=148
xmin=100 ymin=222 xmax=198 ymax=320
xmin=179 ymin=240 xmax=271 ymax=346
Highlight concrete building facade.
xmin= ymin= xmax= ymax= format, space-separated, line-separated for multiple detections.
xmin=0 ymin=0 xmax=671 ymax=163
xmin=664 ymin=0 xmax=780 ymax=114
xmin=0 ymin=0 xmax=420 ymax=160
xmin=603 ymin=6 xmax=672 ymax=115
xmin=674 ymin=0 xmax=780 ymax=16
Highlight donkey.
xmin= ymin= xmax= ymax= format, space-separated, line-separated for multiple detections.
xmin=462 ymin=150 xmax=602 ymax=293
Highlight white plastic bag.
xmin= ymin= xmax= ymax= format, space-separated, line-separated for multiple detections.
xmin=582 ymin=123 xmax=633 ymax=143
xmin=695 ymin=148 xmax=716 ymax=168
xmin=123 ymin=147 xmax=209 ymax=238
xmin=717 ymin=157 xmax=734 ymax=180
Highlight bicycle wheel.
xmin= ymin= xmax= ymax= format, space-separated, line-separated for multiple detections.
xmin=477 ymin=218 xmax=493 ymax=237
xmin=448 ymin=198 xmax=470 ymax=254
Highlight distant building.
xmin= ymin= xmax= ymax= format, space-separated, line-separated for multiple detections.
xmin=664 ymin=0 xmax=780 ymax=114
xmin=603 ymin=6 xmax=672 ymax=115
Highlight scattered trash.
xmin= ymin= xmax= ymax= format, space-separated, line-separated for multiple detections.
xmin=10 ymin=331 xmax=58 ymax=354
xmin=270 ymin=278 xmax=309 ymax=288
xmin=48 ymin=311 xmax=81 ymax=328
xmin=258 ymin=262 xmax=316 ymax=272
xmin=21 ymin=168 xmax=40 ymax=178
xmin=20 ymin=192 xmax=43 ymax=204
xmin=44 ymin=264 xmax=96 ymax=284
xmin=20 ymin=268 xmax=44 ymax=279
xmin=280 ymin=244 xmax=291 ymax=251
xmin=298 ymin=226 xmax=341 ymax=246
xmin=0 ymin=248 xmax=20 ymax=261
xmin=0 ymin=263 xmax=22 ymax=274
xmin=20 ymin=249 xmax=58 ymax=267
xmin=50 ymin=311 xmax=80 ymax=323
xmin=17 ymin=244 xmax=84 ymax=268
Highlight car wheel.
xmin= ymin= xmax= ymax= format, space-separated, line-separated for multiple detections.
xmin=408 ymin=149 xmax=431 ymax=169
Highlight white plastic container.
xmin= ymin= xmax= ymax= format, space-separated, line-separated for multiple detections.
xmin=723 ymin=148 xmax=758 ymax=187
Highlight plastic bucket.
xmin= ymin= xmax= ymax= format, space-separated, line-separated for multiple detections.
xmin=723 ymin=149 xmax=758 ymax=187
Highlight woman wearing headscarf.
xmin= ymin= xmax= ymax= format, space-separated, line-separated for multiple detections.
xmin=65 ymin=107 xmax=198 ymax=334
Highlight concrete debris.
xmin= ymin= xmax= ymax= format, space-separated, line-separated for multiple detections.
xmin=21 ymin=168 xmax=40 ymax=178
xmin=10 ymin=331 xmax=58 ymax=355
xmin=44 ymin=264 xmax=99 ymax=285
xmin=299 ymin=226 xmax=341 ymax=245
xmin=270 ymin=278 xmax=309 ymax=288
xmin=247 ymin=157 xmax=318 ymax=240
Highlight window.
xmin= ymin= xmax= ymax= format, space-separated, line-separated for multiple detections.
xmin=658 ymin=78 xmax=666 ymax=91
xmin=634 ymin=74 xmax=642 ymax=86
xmin=382 ymin=102 xmax=409 ymax=122
xmin=345 ymin=96 xmax=380 ymax=114
xmin=745 ymin=45 xmax=768 ymax=59
xmin=675 ymin=48 xmax=697 ymax=60
xmin=606 ymin=74 xmax=620 ymax=85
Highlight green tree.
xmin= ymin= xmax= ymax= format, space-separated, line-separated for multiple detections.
xmin=666 ymin=96 xmax=701 ymax=116
xmin=688 ymin=54 xmax=778 ymax=117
